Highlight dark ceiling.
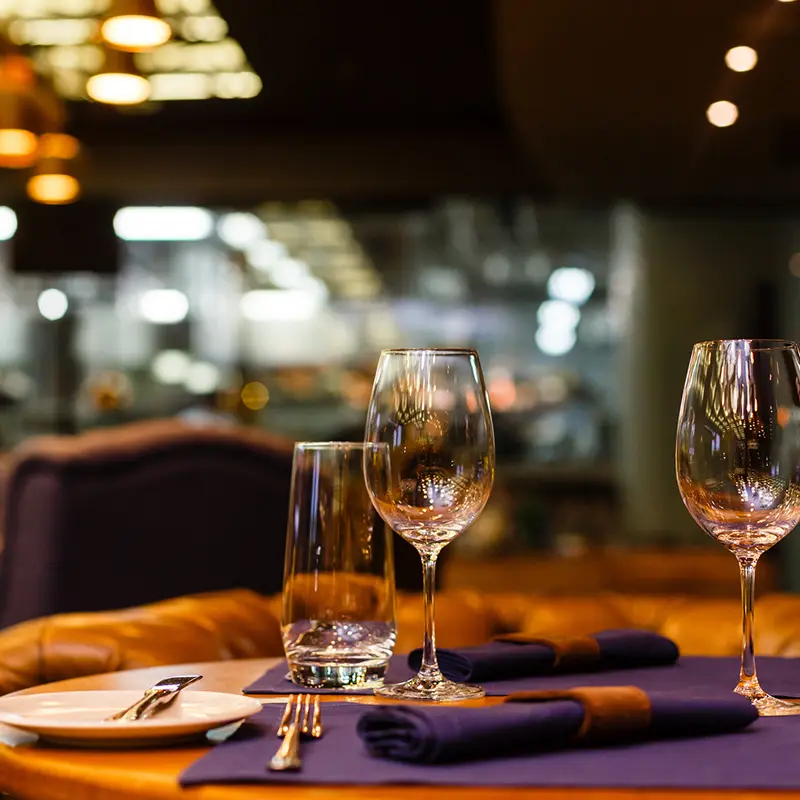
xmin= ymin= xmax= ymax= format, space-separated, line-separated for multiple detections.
xmin=3 ymin=0 xmax=800 ymax=207
xmin=73 ymin=0 xmax=504 ymax=137
xmin=54 ymin=0 xmax=530 ymax=207
xmin=494 ymin=0 xmax=800 ymax=205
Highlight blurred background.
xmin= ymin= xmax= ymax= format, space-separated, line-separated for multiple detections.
xmin=0 ymin=0 xmax=798 ymax=595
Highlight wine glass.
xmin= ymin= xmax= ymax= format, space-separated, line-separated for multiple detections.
xmin=676 ymin=339 xmax=800 ymax=715
xmin=363 ymin=348 xmax=495 ymax=702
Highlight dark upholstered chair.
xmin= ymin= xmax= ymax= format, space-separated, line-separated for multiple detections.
xmin=0 ymin=420 xmax=295 ymax=629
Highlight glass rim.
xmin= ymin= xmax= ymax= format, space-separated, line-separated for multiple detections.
xmin=380 ymin=347 xmax=478 ymax=356
xmin=693 ymin=338 xmax=798 ymax=352
xmin=293 ymin=441 xmax=385 ymax=450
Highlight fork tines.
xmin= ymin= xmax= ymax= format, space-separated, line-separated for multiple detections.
xmin=277 ymin=694 xmax=322 ymax=738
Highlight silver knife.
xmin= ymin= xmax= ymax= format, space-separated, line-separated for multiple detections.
xmin=105 ymin=674 xmax=203 ymax=722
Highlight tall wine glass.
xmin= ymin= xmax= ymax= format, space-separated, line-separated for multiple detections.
xmin=676 ymin=339 xmax=800 ymax=715
xmin=363 ymin=348 xmax=495 ymax=702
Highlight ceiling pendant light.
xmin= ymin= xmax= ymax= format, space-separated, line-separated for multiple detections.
xmin=101 ymin=0 xmax=171 ymax=52
xmin=26 ymin=133 xmax=81 ymax=205
xmin=0 ymin=127 xmax=36 ymax=167
xmin=26 ymin=160 xmax=80 ymax=205
xmin=86 ymin=48 xmax=150 ymax=106
xmin=0 ymin=54 xmax=39 ymax=168
xmin=706 ymin=100 xmax=739 ymax=128
xmin=38 ymin=132 xmax=80 ymax=161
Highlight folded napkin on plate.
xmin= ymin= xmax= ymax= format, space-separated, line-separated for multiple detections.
xmin=356 ymin=685 xmax=758 ymax=764
xmin=408 ymin=629 xmax=679 ymax=682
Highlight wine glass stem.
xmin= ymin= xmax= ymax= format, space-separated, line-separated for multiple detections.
xmin=736 ymin=555 xmax=763 ymax=699
xmin=419 ymin=548 xmax=443 ymax=680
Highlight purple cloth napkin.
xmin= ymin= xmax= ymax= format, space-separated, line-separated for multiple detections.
xmin=408 ymin=629 xmax=680 ymax=682
xmin=245 ymin=629 xmax=680 ymax=695
xmin=356 ymin=693 xmax=757 ymax=764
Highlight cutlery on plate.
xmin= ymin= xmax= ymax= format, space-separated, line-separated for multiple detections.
xmin=105 ymin=674 xmax=203 ymax=722
xmin=268 ymin=694 xmax=322 ymax=771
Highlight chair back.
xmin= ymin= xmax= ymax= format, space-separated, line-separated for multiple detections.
xmin=0 ymin=420 xmax=294 ymax=628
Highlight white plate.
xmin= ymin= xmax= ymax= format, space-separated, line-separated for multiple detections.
xmin=0 ymin=690 xmax=264 ymax=748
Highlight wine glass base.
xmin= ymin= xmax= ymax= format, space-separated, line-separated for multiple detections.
xmin=750 ymin=693 xmax=800 ymax=717
xmin=736 ymin=679 xmax=800 ymax=716
xmin=375 ymin=674 xmax=485 ymax=703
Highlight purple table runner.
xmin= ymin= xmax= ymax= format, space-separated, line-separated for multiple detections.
xmin=244 ymin=658 xmax=418 ymax=696
xmin=244 ymin=654 xmax=800 ymax=699
xmin=183 ymin=657 xmax=800 ymax=789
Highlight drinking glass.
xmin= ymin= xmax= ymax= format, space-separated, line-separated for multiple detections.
xmin=676 ymin=339 xmax=800 ymax=715
xmin=281 ymin=442 xmax=397 ymax=689
xmin=363 ymin=348 xmax=495 ymax=701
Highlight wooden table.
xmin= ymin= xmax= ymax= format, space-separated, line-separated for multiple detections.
xmin=0 ymin=658 xmax=790 ymax=800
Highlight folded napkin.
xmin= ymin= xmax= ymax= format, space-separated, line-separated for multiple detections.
xmin=408 ymin=629 xmax=679 ymax=682
xmin=356 ymin=685 xmax=758 ymax=764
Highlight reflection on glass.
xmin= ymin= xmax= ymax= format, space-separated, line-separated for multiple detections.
xmin=282 ymin=442 xmax=396 ymax=689
xmin=364 ymin=348 xmax=495 ymax=701
xmin=676 ymin=339 xmax=800 ymax=715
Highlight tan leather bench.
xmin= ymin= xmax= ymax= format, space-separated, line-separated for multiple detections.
xmin=3 ymin=588 xmax=800 ymax=696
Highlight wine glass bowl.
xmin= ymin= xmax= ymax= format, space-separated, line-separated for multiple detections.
xmin=676 ymin=339 xmax=800 ymax=715
xmin=364 ymin=348 xmax=495 ymax=702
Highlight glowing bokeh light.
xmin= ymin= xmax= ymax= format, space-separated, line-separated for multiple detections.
xmin=725 ymin=46 xmax=757 ymax=72
xmin=37 ymin=288 xmax=68 ymax=321
xmin=707 ymin=100 xmax=738 ymax=127
xmin=241 ymin=381 xmax=269 ymax=410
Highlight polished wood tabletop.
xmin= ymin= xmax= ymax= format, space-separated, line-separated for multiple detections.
xmin=0 ymin=658 xmax=793 ymax=800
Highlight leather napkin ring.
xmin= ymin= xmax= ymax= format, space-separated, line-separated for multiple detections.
xmin=505 ymin=686 xmax=652 ymax=742
xmin=494 ymin=634 xmax=601 ymax=671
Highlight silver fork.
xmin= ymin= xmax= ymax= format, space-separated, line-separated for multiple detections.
xmin=267 ymin=694 xmax=322 ymax=771
xmin=105 ymin=675 xmax=202 ymax=722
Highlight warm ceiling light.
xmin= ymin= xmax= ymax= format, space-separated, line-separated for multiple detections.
xmin=706 ymin=100 xmax=739 ymax=127
xmin=37 ymin=132 xmax=80 ymax=160
xmin=27 ymin=151 xmax=80 ymax=204
xmin=0 ymin=55 xmax=42 ymax=168
xmin=27 ymin=172 xmax=80 ymax=204
xmin=101 ymin=0 xmax=170 ymax=51
xmin=0 ymin=128 xmax=37 ymax=163
xmin=87 ymin=71 xmax=150 ymax=104
xmin=86 ymin=49 xmax=150 ymax=105
xmin=102 ymin=16 xmax=171 ymax=51
xmin=0 ymin=54 xmax=35 ymax=90
xmin=725 ymin=46 xmax=758 ymax=72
